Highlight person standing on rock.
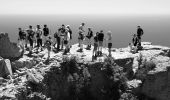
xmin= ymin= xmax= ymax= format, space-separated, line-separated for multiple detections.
xmin=92 ymin=32 xmax=99 ymax=61
xmin=54 ymin=28 xmax=61 ymax=52
xmin=63 ymin=27 xmax=71 ymax=55
xmin=86 ymin=27 xmax=93 ymax=50
xmin=35 ymin=25 xmax=43 ymax=53
xmin=66 ymin=25 xmax=72 ymax=48
xmin=98 ymin=30 xmax=104 ymax=55
xmin=18 ymin=28 xmax=26 ymax=49
xmin=58 ymin=24 xmax=66 ymax=50
xmin=45 ymin=36 xmax=53 ymax=60
xmin=137 ymin=26 xmax=144 ymax=46
xmin=107 ymin=31 xmax=112 ymax=57
xmin=27 ymin=25 xmax=35 ymax=54
xmin=77 ymin=23 xmax=85 ymax=52
xmin=43 ymin=24 xmax=49 ymax=47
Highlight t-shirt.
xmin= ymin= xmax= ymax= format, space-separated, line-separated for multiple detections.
xmin=137 ymin=28 xmax=143 ymax=37
xmin=79 ymin=25 xmax=85 ymax=34
xmin=108 ymin=35 xmax=112 ymax=43
xmin=98 ymin=32 xmax=104 ymax=41
xmin=36 ymin=29 xmax=43 ymax=39
xmin=43 ymin=27 xmax=49 ymax=36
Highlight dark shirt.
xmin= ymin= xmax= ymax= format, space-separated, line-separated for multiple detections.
xmin=43 ymin=27 xmax=49 ymax=36
xmin=19 ymin=31 xmax=26 ymax=39
xmin=137 ymin=28 xmax=143 ymax=37
xmin=132 ymin=36 xmax=139 ymax=46
xmin=87 ymin=30 xmax=93 ymax=38
xmin=98 ymin=32 xmax=104 ymax=41
xmin=27 ymin=29 xmax=34 ymax=40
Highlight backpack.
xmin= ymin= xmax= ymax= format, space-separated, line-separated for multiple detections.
xmin=54 ymin=32 xmax=58 ymax=38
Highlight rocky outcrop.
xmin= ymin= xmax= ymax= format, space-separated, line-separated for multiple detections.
xmin=1 ymin=42 xmax=170 ymax=100
xmin=140 ymin=66 xmax=170 ymax=100
xmin=0 ymin=58 xmax=13 ymax=78
xmin=0 ymin=33 xmax=24 ymax=61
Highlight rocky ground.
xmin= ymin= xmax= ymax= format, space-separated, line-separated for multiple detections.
xmin=0 ymin=41 xmax=170 ymax=100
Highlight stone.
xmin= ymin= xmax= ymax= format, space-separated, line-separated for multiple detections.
xmin=0 ymin=58 xmax=13 ymax=78
xmin=0 ymin=33 xmax=24 ymax=60
xmin=26 ymin=68 xmax=44 ymax=84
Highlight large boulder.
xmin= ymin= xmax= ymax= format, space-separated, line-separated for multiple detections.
xmin=0 ymin=58 xmax=13 ymax=78
xmin=0 ymin=33 xmax=24 ymax=61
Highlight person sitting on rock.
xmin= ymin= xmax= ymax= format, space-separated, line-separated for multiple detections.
xmin=86 ymin=27 xmax=93 ymax=50
xmin=98 ymin=30 xmax=104 ymax=55
xmin=137 ymin=26 xmax=144 ymax=46
xmin=26 ymin=25 xmax=35 ymax=54
xmin=35 ymin=25 xmax=43 ymax=53
xmin=45 ymin=36 xmax=53 ymax=60
xmin=92 ymin=32 xmax=99 ymax=61
xmin=132 ymin=34 xmax=139 ymax=47
xmin=18 ymin=28 xmax=26 ymax=49
xmin=77 ymin=23 xmax=85 ymax=52
xmin=107 ymin=31 xmax=112 ymax=57
xmin=129 ymin=34 xmax=138 ymax=53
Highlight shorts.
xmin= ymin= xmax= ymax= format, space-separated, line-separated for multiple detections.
xmin=99 ymin=41 xmax=103 ymax=46
xmin=94 ymin=43 xmax=98 ymax=50
xmin=137 ymin=36 xmax=141 ymax=40
xmin=64 ymin=40 xmax=68 ymax=44
xmin=108 ymin=43 xmax=112 ymax=48
xmin=86 ymin=36 xmax=92 ymax=39
xmin=78 ymin=33 xmax=84 ymax=40
xmin=29 ymin=39 xmax=33 ymax=47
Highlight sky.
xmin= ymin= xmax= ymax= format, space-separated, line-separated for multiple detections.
xmin=0 ymin=0 xmax=170 ymax=15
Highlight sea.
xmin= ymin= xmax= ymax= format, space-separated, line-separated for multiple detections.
xmin=0 ymin=14 xmax=170 ymax=48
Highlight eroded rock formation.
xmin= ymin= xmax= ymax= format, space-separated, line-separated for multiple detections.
xmin=0 ymin=33 xmax=24 ymax=60
xmin=0 ymin=42 xmax=170 ymax=100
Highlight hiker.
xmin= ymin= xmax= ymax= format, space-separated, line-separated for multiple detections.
xmin=58 ymin=24 xmax=66 ymax=50
xmin=92 ymin=32 xmax=99 ymax=61
xmin=129 ymin=34 xmax=138 ymax=53
xmin=66 ymin=25 xmax=72 ymax=47
xmin=54 ymin=28 xmax=61 ymax=52
xmin=43 ymin=24 xmax=49 ymax=46
xmin=26 ymin=25 xmax=35 ymax=54
xmin=18 ymin=28 xmax=26 ymax=48
xmin=137 ymin=26 xmax=144 ymax=46
xmin=77 ymin=23 xmax=85 ymax=52
xmin=63 ymin=27 xmax=71 ymax=55
xmin=107 ymin=31 xmax=112 ymax=57
xmin=86 ymin=27 xmax=93 ymax=50
xmin=98 ymin=30 xmax=104 ymax=55
xmin=45 ymin=36 xmax=52 ymax=60
xmin=35 ymin=25 xmax=43 ymax=53
xmin=132 ymin=34 xmax=138 ymax=46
